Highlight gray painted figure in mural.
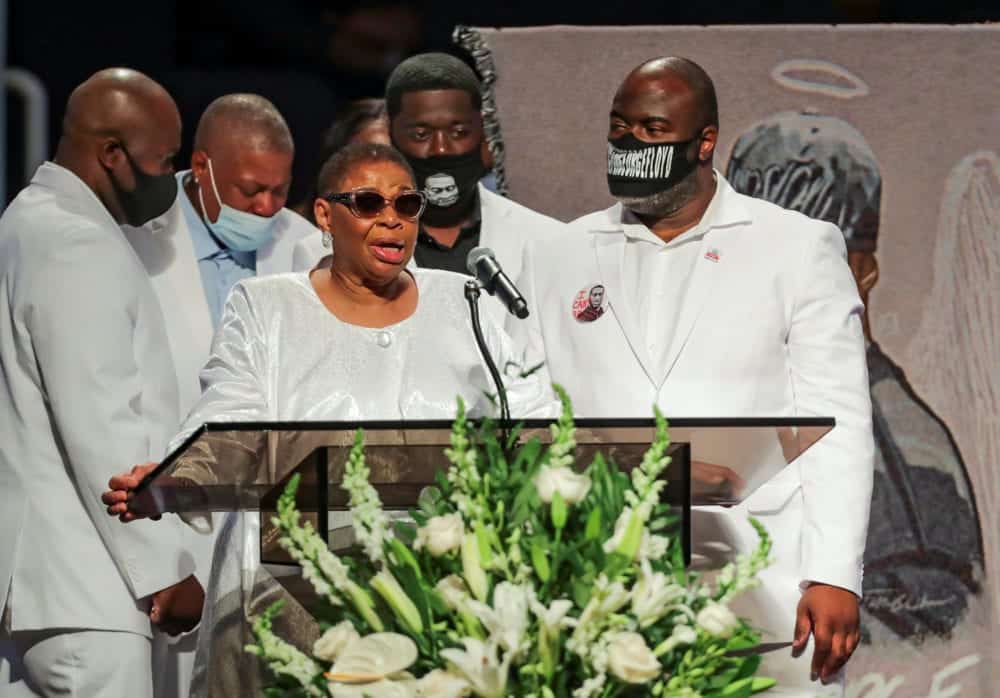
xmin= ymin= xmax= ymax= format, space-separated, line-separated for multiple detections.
xmin=725 ymin=110 xmax=985 ymax=645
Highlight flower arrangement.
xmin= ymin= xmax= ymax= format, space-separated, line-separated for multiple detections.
xmin=247 ymin=388 xmax=775 ymax=697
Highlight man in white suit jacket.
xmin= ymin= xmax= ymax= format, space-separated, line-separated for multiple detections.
xmin=510 ymin=58 xmax=874 ymax=696
xmin=0 ymin=69 xmax=203 ymax=698
xmin=293 ymin=53 xmax=566 ymax=327
xmin=122 ymin=94 xmax=315 ymax=698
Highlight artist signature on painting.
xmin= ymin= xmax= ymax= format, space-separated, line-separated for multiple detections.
xmin=863 ymin=588 xmax=957 ymax=614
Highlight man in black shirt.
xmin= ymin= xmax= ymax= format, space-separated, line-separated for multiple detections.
xmin=384 ymin=53 xmax=565 ymax=286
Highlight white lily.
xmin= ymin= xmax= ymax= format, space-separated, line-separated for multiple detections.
xmin=630 ymin=560 xmax=687 ymax=628
xmin=313 ymin=620 xmax=360 ymax=663
xmin=529 ymin=598 xmax=576 ymax=635
xmin=467 ymin=581 xmax=531 ymax=657
xmin=653 ymin=624 xmax=698 ymax=656
xmin=440 ymin=638 xmax=513 ymax=698
xmin=602 ymin=507 xmax=668 ymax=561
xmin=413 ymin=669 xmax=472 ymax=697
xmin=461 ymin=532 xmax=490 ymax=602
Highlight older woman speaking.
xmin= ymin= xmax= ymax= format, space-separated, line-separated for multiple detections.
xmin=103 ymin=142 xmax=554 ymax=697
xmin=166 ymin=141 xmax=553 ymax=428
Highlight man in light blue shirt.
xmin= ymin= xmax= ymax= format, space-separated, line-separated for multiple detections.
xmin=122 ymin=93 xmax=317 ymax=698
xmin=181 ymin=175 xmax=258 ymax=326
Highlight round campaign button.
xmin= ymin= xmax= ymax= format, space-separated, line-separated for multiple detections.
xmin=572 ymin=283 xmax=607 ymax=323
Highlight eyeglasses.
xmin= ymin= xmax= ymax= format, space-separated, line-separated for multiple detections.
xmin=323 ymin=189 xmax=426 ymax=221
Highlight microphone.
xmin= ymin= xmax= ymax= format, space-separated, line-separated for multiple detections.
xmin=466 ymin=247 xmax=529 ymax=319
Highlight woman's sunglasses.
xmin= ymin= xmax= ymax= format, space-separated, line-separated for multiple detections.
xmin=323 ymin=188 xmax=427 ymax=221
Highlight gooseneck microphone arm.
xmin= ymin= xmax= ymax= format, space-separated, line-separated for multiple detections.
xmin=464 ymin=279 xmax=511 ymax=426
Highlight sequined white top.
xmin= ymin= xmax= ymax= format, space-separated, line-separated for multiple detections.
xmin=171 ymin=269 xmax=557 ymax=448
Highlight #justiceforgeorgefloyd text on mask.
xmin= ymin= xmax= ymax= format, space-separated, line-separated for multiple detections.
xmin=406 ymin=150 xmax=487 ymax=227
xmin=606 ymin=132 xmax=701 ymax=198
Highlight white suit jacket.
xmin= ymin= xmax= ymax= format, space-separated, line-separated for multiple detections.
xmin=291 ymin=183 xmax=566 ymax=327
xmin=124 ymin=172 xmax=317 ymax=418
xmin=0 ymin=163 xmax=189 ymax=636
xmin=510 ymin=176 xmax=874 ymax=605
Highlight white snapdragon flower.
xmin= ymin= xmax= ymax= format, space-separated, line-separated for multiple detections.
xmin=342 ymin=436 xmax=394 ymax=565
xmin=313 ymin=620 xmax=360 ymax=663
xmin=468 ymin=581 xmax=531 ymax=657
xmin=440 ymin=638 xmax=512 ymax=698
xmin=414 ymin=513 xmax=464 ymax=557
xmin=696 ymin=601 xmax=739 ymax=638
xmin=572 ymin=673 xmax=607 ymax=698
xmin=606 ymin=632 xmax=662 ymax=684
xmin=534 ymin=466 xmax=592 ymax=505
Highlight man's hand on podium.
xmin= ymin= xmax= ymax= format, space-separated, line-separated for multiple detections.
xmin=102 ymin=462 xmax=159 ymax=522
xmin=792 ymin=583 xmax=860 ymax=685
xmin=150 ymin=574 xmax=205 ymax=636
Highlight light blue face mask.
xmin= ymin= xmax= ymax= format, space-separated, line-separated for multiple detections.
xmin=197 ymin=158 xmax=279 ymax=252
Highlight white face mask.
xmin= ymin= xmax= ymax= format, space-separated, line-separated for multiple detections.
xmin=197 ymin=158 xmax=279 ymax=252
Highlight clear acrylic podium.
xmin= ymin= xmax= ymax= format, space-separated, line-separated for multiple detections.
xmin=132 ymin=417 xmax=832 ymax=697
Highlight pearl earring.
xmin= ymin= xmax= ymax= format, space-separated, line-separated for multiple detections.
xmin=322 ymin=230 xmax=332 ymax=248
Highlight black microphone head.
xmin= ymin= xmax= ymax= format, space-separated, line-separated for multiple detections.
xmin=466 ymin=246 xmax=496 ymax=275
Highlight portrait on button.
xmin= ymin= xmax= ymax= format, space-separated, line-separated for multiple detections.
xmin=573 ymin=284 xmax=606 ymax=323
xmin=424 ymin=173 xmax=459 ymax=207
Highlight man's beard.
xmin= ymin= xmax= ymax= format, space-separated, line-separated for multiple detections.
xmin=616 ymin=167 xmax=700 ymax=218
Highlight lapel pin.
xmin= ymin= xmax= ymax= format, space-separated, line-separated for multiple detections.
xmin=573 ymin=284 xmax=607 ymax=323
xmin=705 ymin=248 xmax=721 ymax=263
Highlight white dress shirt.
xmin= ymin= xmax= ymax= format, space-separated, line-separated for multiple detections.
xmin=622 ymin=206 xmax=712 ymax=381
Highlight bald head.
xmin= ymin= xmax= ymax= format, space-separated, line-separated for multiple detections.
xmin=55 ymin=68 xmax=182 ymax=226
xmin=617 ymin=57 xmax=719 ymax=132
xmin=193 ymin=94 xmax=294 ymax=156
xmin=608 ymin=56 xmax=720 ymax=227
xmin=61 ymin=67 xmax=180 ymax=155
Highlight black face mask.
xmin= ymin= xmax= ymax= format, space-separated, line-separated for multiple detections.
xmin=405 ymin=150 xmax=487 ymax=227
xmin=606 ymin=132 xmax=701 ymax=199
xmin=110 ymin=146 xmax=178 ymax=226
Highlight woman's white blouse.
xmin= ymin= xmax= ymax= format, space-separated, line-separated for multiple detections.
xmin=172 ymin=268 xmax=557 ymax=448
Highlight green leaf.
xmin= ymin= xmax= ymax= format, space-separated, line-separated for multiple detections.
xmin=750 ymin=677 xmax=777 ymax=694
xmin=551 ymin=491 xmax=567 ymax=530
xmin=716 ymin=677 xmax=753 ymax=698
xmin=531 ymin=542 xmax=551 ymax=582
xmin=735 ymin=655 xmax=761 ymax=680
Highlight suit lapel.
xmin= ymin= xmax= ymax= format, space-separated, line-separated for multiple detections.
xmin=657 ymin=232 xmax=725 ymax=385
xmin=477 ymin=185 xmax=512 ymax=264
xmin=591 ymin=230 xmax=658 ymax=387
